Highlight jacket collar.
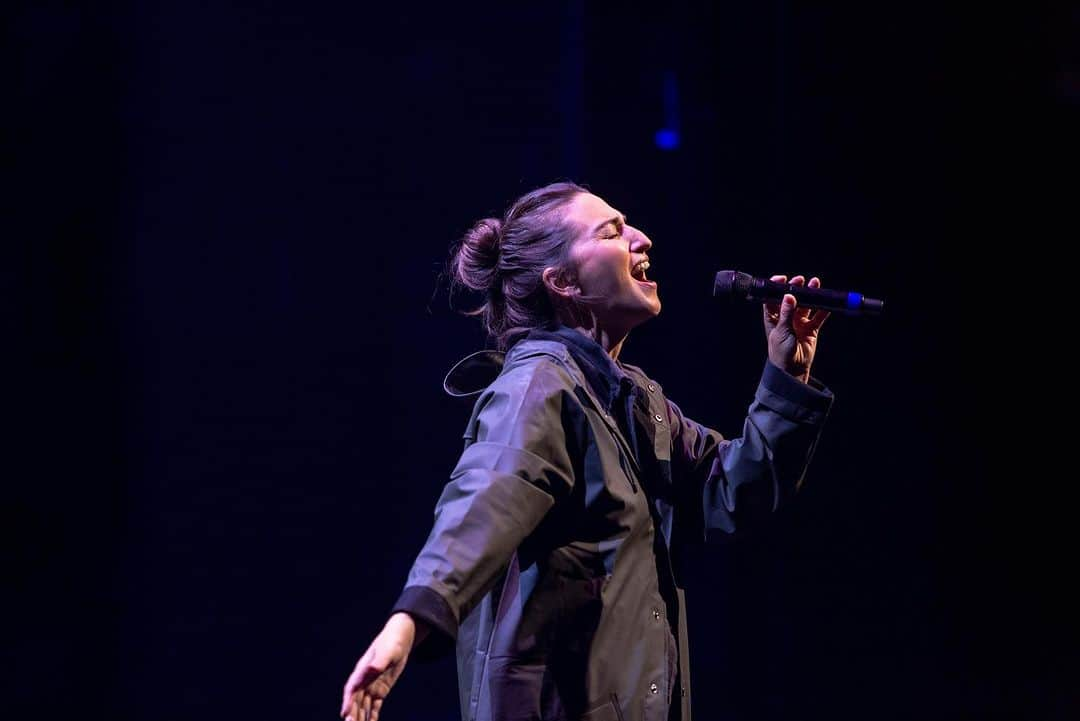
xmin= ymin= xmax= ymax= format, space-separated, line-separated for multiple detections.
xmin=441 ymin=342 xmax=573 ymax=397
xmin=441 ymin=349 xmax=506 ymax=397
xmin=523 ymin=324 xmax=633 ymax=413
xmin=442 ymin=325 xmax=633 ymax=411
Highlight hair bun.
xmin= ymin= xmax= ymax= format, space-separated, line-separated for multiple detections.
xmin=452 ymin=217 xmax=502 ymax=292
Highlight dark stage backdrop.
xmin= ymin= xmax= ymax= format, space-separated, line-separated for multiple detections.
xmin=10 ymin=2 xmax=1075 ymax=720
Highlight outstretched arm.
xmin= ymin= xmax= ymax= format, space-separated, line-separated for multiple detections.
xmin=340 ymin=612 xmax=429 ymax=721
xmin=391 ymin=364 xmax=579 ymax=646
xmin=339 ymin=362 xmax=579 ymax=720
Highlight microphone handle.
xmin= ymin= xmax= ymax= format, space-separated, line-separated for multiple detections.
xmin=749 ymin=278 xmax=884 ymax=316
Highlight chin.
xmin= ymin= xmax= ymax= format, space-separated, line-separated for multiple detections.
xmin=630 ymin=303 xmax=661 ymax=328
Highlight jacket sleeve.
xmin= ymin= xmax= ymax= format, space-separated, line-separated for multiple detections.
xmin=390 ymin=362 xmax=578 ymax=656
xmin=668 ymin=360 xmax=834 ymax=537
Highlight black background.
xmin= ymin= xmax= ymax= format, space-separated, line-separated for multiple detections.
xmin=9 ymin=2 xmax=1076 ymax=719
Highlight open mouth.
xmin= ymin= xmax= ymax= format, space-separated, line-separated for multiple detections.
xmin=631 ymin=259 xmax=655 ymax=285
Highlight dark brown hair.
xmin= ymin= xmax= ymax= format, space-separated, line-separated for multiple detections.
xmin=451 ymin=181 xmax=586 ymax=350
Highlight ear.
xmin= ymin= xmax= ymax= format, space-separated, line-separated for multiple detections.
xmin=542 ymin=266 xmax=577 ymax=301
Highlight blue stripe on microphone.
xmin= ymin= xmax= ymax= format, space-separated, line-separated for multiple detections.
xmin=847 ymin=292 xmax=862 ymax=310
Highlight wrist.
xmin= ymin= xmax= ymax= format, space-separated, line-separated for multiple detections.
xmin=771 ymin=358 xmax=810 ymax=383
xmin=387 ymin=611 xmax=430 ymax=648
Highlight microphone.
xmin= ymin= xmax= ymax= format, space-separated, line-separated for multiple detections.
xmin=713 ymin=270 xmax=885 ymax=316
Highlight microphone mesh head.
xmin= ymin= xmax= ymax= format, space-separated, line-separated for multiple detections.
xmin=713 ymin=270 xmax=752 ymax=298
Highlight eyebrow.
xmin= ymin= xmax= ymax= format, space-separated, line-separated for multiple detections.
xmin=592 ymin=214 xmax=627 ymax=234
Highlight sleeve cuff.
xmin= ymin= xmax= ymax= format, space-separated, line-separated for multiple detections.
xmin=390 ymin=586 xmax=458 ymax=661
xmin=756 ymin=360 xmax=834 ymax=424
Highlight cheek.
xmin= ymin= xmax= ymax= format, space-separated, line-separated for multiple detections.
xmin=576 ymin=249 xmax=627 ymax=290
xmin=581 ymin=266 xmax=621 ymax=296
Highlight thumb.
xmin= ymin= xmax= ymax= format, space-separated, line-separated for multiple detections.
xmin=359 ymin=649 xmax=390 ymax=685
xmin=341 ymin=648 xmax=382 ymax=716
xmin=777 ymin=293 xmax=797 ymax=327
xmin=356 ymin=660 xmax=386 ymax=686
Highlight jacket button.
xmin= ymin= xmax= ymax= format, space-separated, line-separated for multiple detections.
xmin=649 ymin=683 xmax=659 ymax=695
xmin=652 ymin=609 xmax=661 ymax=620
xmin=653 ymin=413 xmax=663 ymax=423
xmin=647 ymin=384 xmax=656 ymax=392
xmin=681 ymin=687 xmax=687 ymax=697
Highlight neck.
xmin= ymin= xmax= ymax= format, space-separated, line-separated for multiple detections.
xmin=560 ymin=322 xmax=628 ymax=360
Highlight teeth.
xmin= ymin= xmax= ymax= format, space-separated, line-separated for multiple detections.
xmin=632 ymin=260 xmax=650 ymax=277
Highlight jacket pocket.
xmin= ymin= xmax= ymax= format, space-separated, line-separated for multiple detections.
xmin=580 ymin=694 xmax=623 ymax=721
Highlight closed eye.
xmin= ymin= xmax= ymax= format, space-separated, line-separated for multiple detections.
xmin=593 ymin=213 xmax=627 ymax=239
xmin=600 ymin=221 xmax=624 ymax=240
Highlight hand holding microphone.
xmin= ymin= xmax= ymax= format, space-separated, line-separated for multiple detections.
xmin=712 ymin=269 xmax=884 ymax=379
xmin=713 ymin=270 xmax=885 ymax=316
xmin=716 ymin=272 xmax=854 ymax=383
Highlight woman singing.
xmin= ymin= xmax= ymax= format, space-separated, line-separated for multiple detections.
xmin=341 ymin=181 xmax=833 ymax=721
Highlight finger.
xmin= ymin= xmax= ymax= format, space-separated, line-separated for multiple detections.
xmin=766 ymin=274 xmax=787 ymax=315
xmin=371 ymin=698 xmax=384 ymax=721
xmin=342 ymin=672 xmax=356 ymax=715
xmin=777 ymin=293 xmax=797 ymax=327
xmin=762 ymin=304 xmax=779 ymax=333
xmin=343 ymin=692 xmax=357 ymax=721
xmin=362 ymin=691 xmax=373 ymax=721
xmin=763 ymin=275 xmax=786 ymax=327
xmin=786 ymin=275 xmax=811 ymax=320
xmin=350 ymin=695 xmax=361 ymax=721
xmin=345 ymin=647 xmax=384 ymax=716
xmin=342 ymin=679 xmax=356 ymax=716
xmin=808 ymin=307 xmax=831 ymax=331
xmin=803 ymin=277 xmax=829 ymax=327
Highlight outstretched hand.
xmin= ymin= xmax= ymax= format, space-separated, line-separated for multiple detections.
xmin=340 ymin=613 xmax=420 ymax=721
xmin=763 ymin=275 xmax=830 ymax=382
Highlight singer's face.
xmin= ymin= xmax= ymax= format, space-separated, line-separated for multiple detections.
xmin=562 ymin=193 xmax=661 ymax=329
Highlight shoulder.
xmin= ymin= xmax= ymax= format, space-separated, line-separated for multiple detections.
xmin=466 ymin=353 xmax=586 ymax=446
xmin=618 ymin=360 xmax=666 ymax=396
xmin=490 ymin=352 xmax=579 ymax=407
xmin=466 ymin=343 xmax=588 ymax=431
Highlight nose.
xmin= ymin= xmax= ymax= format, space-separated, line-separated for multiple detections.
xmin=628 ymin=225 xmax=652 ymax=253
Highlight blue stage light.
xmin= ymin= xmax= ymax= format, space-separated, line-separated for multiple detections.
xmin=655 ymin=129 xmax=680 ymax=150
